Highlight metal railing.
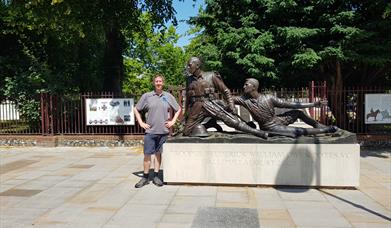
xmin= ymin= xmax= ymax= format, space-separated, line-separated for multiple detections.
xmin=0 ymin=99 xmax=41 ymax=134
xmin=1 ymin=83 xmax=389 ymax=135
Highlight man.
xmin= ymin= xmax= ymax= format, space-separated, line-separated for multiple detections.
xmin=233 ymin=78 xmax=337 ymax=137
xmin=134 ymin=74 xmax=181 ymax=188
xmin=183 ymin=57 xmax=271 ymax=138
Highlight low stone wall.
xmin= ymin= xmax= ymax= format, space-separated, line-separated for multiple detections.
xmin=58 ymin=139 xmax=143 ymax=147
xmin=357 ymin=134 xmax=391 ymax=148
xmin=0 ymin=139 xmax=37 ymax=147
xmin=0 ymin=133 xmax=390 ymax=148
xmin=0 ymin=135 xmax=144 ymax=147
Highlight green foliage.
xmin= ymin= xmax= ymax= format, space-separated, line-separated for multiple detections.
xmin=123 ymin=59 xmax=153 ymax=97
xmin=385 ymin=3 xmax=391 ymax=18
xmin=123 ymin=13 xmax=186 ymax=96
xmin=0 ymin=0 xmax=107 ymax=125
xmin=189 ymin=0 xmax=391 ymax=88
xmin=1 ymin=0 xmax=177 ymax=127
xmin=292 ymin=48 xmax=322 ymax=68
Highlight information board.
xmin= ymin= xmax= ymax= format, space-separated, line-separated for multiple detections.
xmin=86 ymin=98 xmax=135 ymax=125
xmin=365 ymin=94 xmax=391 ymax=124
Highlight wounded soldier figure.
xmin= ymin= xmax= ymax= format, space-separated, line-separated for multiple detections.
xmin=233 ymin=78 xmax=338 ymax=138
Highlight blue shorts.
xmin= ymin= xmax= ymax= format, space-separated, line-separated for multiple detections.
xmin=143 ymin=133 xmax=168 ymax=155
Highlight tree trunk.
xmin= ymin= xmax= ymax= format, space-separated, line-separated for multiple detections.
xmin=330 ymin=60 xmax=345 ymax=128
xmin=102 ymin=26 xmax=124 ymax=93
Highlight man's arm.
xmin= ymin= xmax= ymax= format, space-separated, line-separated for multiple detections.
xmin=134 ymin=94 xmax=150 ymax=130
xmin=212 ymin=72 xmax=235 ymax=112
xmin=232 ymin=96 xmax=245 ymax=106
xmin=165 ymin=107 xmax=182 ymax=128
xmin=134 ymin=108 xmax=150 ymax=130
xmin=165 ymin=93 xmax=182 ymax=128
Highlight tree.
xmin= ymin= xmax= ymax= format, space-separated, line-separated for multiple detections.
xmin=187 ymin=0 xmax=391 ymax=128
xmin=123 ymin=13 xmax=187 ymax=97
xmin=189 ymin=0 xmax=391 ymax=89
xmin=1 ymin=0 xmax=105 ymax=124
xmin=0 ymin=0 xmax=178 ymax=125
xmin=96 ymin=0 xmax=177 ymax=93
xmin=1 ymin=0 xmax=178 ymax=95
xmin=384 ymin=2 xmax=391 ymax=18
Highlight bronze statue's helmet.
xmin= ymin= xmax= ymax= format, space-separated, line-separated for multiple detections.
xmin=190 ymin=124 xmax=209 ymax=137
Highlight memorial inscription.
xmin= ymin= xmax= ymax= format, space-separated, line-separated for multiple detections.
xmin=163 ymin=143 xmax=360 ymax=186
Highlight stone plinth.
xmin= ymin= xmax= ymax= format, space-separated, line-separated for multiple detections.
xmin=163 ymin=131 xmax=360 ymax=187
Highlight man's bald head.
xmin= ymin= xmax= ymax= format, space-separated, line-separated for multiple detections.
xmin=245 ymin=78 xmax=259 ymax=90
xmin=189 ymin=57 xmax=201 ymax=67
xmin=186 ymin=56 xmax=202 ymax=76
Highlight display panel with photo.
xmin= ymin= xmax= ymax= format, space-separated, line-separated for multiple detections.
xmin=365 ymin=94 xmax=391 ymax=124
xmin=86 ymin=98 xmax=135 ymax=125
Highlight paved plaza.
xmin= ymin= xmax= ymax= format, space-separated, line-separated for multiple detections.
xmin=0 ymin=146 xmax=390 ymax=228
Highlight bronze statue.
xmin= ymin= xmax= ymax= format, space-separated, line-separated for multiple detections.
xmin=183 ymin=57 xmax=275 ymax=138
xmin=233 ymin=78 xmax=338 ymax=137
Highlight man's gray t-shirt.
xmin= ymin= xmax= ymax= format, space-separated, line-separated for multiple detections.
xmin=135 ymin=91 xmax=180 ymax=134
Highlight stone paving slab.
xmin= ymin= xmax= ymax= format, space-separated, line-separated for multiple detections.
xmin=0 ymin=146 xmax=390 ymax=228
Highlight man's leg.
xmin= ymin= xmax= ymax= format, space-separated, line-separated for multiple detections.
xmin=152 ymin=152 xmax=163 ymax=186
xmin=135 ymin=154 xmax=151 ymax=188
xmin=143 ymin=154 xmax=152 ymax=174
xmin=201 ymin=100 xmax=268 ymax=139
xmin=279 ymin=110 xmax=325 ymax=128
xmin=154 ymin=152 xmax=161 ymax=173
xmin=183 ymin=102 xmax=205 ymax=136
xmin=267 ymin=125 xmax=305 ymax=138
xmin=303 ymin=126 xmax=338 ymax=135
xmin=296 ymin=110 xmax=327 ymax=128
xmin=135 ymin=134 xmax=154 ymax=188
xmin=151 ymin=134 xmax=167 ymax=186
xmin=268 ymin=124 xmax=337 ymax=137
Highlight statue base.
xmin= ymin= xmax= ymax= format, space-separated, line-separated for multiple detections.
xmin=162 ymin=131 xmax=360 ymax=187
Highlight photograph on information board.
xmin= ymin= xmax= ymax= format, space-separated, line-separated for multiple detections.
xmin=365 ymin=94 xmax=391 ymax=124
xmin=86 ymin=98 xmax=135 ymax=125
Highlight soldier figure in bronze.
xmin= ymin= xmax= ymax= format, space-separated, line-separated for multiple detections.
xmin=233 ymin=78 xmax=338 ymax=137
xmin=183 ymin=57 xmax=273 ymax=138
xmin=183 ymin=57 xmax=298 ymax=138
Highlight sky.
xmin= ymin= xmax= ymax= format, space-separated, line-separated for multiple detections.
xmin=171 ymin=0 xmax=205 ymax=47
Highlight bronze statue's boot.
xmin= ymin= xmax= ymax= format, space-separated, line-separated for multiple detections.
xmin=314 ymin=123 xmax=327 ymax=128
xmin=325 ymin=126 xmax=338 ymax=133
xmin=235 ymin=122 xmax=268 ymax=139
xmin=254 ymin=130 xmax=268 ymax=139
xmin=251 ymin=130 xmax=269 ymax=139
xmin=267 ymin=131 xmax=297 ymax=138
xmin=304 ymin=126 xmax=338 ymax=135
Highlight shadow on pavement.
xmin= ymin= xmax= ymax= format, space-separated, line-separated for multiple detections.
xmin=132 ymin=169 xmax=164 ymax=181
xmin=360 ymin=147 xmax=390 ymax=158
xmin=319 ymin=189 xmax=391 ymax=222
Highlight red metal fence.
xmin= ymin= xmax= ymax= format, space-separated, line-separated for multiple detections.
xmin=325 ymin=86 xmax=389 ymax=134
xmin=40 ymin=92 xmax=145 ymax=135
xmin=0 ymin=98 xmax=42 ymax=134
xmin=0 ymin=83 xmax=389 ymax=135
